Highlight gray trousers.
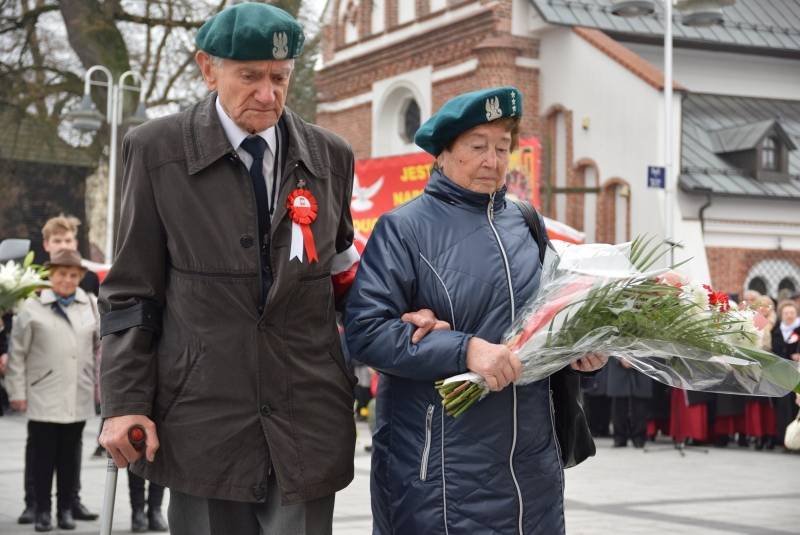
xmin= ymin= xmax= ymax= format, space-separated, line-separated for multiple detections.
xmin=168 ymin=476 xmax=334 ymax=535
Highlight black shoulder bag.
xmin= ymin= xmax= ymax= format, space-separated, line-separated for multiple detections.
xmin=512 ymin=200 xmax=596 ymax=469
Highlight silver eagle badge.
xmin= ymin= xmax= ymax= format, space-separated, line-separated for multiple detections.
xmin=273 ymin=32 xmax=289 ymax=60
xmin=485 ymin=96 xmax=502 ymax=121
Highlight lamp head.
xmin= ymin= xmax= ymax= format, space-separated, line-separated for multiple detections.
xmin=125 ymin=101 xmax=149 ymax=127
xmin=676 ymin=0 xmax=736 ymax=27
xmin=65 ymin=94 xmax=104 ymax=132
xmin=610 ymin=0 xmax=656 ymax=17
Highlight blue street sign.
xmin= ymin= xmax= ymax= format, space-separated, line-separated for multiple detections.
xmin=648 ymin=166 xmax=665 ymax=188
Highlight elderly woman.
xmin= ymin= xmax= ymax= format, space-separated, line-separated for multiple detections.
xmin=345 ymin=87 xmax=605 ymax=535
xmin=7 ymin=249 xmax=99 ymax=532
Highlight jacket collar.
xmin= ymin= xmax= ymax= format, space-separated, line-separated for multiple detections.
xmin=215 ymin=96 xmax=277 ymax=157
xmin=39 ymin=287 xmax=88 ymax=305
xmin=183 ymin=92 xmax=326 ymax=180
xmin=424 ymin=169 xmax=506 ymax=212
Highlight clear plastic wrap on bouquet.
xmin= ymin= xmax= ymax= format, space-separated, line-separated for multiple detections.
xmin=437 ymin=238 xmax=800 ymax=417
xmin=505 ymin=240 xmax=800 ymax=397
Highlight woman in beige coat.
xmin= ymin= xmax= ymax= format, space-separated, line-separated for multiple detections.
xmin=7 ymin=249 xmax=99 ymax=532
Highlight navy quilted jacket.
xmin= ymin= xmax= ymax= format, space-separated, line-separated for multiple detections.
xmin=345 ymin=170 xmax=566 ymax=535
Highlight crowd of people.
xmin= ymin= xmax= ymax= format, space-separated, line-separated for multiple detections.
xmin=0 ymin=216 xmax=167 ymax=532
xmin=580 ymin=291 xmax=800 ymax=450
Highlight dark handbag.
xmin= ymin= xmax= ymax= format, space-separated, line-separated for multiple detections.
xmin=513 ymin=200 xmax=596 ymax=468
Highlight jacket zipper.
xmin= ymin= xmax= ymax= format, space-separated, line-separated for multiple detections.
xmin=419 ymin=253 xmax=456 ymax=329
xmin=487 ymin=192 xmax=524 ymax=535
xmin=419 ymin=404 xmax=435 ymax=481
xmin=548 ymin=380 xmax=566 ymax=496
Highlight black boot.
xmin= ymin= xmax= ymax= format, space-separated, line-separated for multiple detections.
xmin=18 ymin=505 xmax=36 ymax=524
xmin=57 ymin=510 xmax=76 ymax=530
xmin=148 ymin=508 xmax=169 ymax=531
xmin=72 ymin=499 xmax=98 ymax=521
xmin=131 ymin=507 xmax=148 ymax=533
xmin=34 ymin=512 xmax=52 ymax=532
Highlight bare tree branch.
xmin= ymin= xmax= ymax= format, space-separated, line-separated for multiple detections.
xmin=157 ymin=49 xmax=195 ymax=102
xmin=113 ymin=9 xmax=204 ymax=29
xmin=0 ymin=2 xmax=57 ymax=35
xmin=22 ymin=0 xmax=48 ymax=116
xmin=142 ymin=0 xmax=153 ymax=76
xmin=145 ymin=1 xmax=173 ymax=101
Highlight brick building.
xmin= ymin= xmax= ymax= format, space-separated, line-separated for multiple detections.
xmin=315 ymin=0 xmax=800 ymax=300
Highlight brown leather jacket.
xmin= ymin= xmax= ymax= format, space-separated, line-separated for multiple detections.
xmin=99 ymin=93 xmax=356 ymax=504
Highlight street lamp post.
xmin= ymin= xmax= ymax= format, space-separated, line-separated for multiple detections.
xmin=611 ymin=0 xmax=734 ymax=255
xmin=65 ymin=66 xmax=148 ymax=263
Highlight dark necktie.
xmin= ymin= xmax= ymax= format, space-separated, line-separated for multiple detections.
xmin=240 ymin=135 xmax=273 ymax=308
xmin=240 ymin=136 xmax=270 ymax=240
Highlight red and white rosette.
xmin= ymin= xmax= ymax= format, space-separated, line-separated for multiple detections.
xmin=287 ymin=188 xmax=319 ymax=264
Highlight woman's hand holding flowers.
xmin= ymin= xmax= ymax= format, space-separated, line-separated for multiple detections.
xmin=466 ymin=337 xmax=522 ymax=391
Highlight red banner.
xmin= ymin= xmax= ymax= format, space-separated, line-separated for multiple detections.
xmin=351 ymin=138 xmax=542 ymax=252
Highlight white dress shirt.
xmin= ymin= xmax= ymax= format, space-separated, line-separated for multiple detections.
xmin=215 ymin=97 xmax=281 ymax=218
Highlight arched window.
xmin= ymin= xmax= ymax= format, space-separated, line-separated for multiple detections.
xmin=613 ymin=183 xmax=630 ymax=244
xmin=371 ymin=0 xmax=385 ymax=34
xmin=543 ymin=108 xmax=570 ymax=221
xmin=575 ymin=161 xmax=599 ymax=244
xmin=397 ymin=1 xmax=415 ymax=24
xmin=744 ymin=260 xmax=800 ymax=299
xmin=553 ymin=112 xmax=568 ymax=220
xmin=339 ymin=0 xmax=359 ymax=44
xmin=430 ymin=0 xmax=447 ymax=12
xmin=373 ymin=83 xmax=427 ymax=157
xmin=778 ymin=277 xmax=797 ymax=295
xmin=400 ymin=98 xmax=420 ymax=143
xmin=747 ymin=276 xmax=768 ymax=296
xmin=597 ymin=179 xmax=630 ymax=244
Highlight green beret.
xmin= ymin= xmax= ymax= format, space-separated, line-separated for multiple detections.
xmin=415 ymin=86 xmax=523 ymax=156
xmin=196 ymin=2 xmax=305 ymax=61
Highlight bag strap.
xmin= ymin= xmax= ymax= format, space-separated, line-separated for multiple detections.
xmin=512 ymin=200 xmax=547 ymax=265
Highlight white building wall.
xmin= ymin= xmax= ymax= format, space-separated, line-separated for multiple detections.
xmin=679 ymin=192 xmax=800 ymax=251
xmin=625 ymin=43 xmax=800 ymax=101
xmin=540 ymin=29 xmax=690 ymax=245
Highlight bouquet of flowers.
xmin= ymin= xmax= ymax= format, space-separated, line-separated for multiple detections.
xmin=0 ymin=252 xmax=49 ymax=315
xmin=436 ymin=237 xmax=800 ymax=417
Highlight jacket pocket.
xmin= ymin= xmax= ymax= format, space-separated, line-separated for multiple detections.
xmin=159 ymin=342 xmax=205 ymax=421
xmin=30 ymin=369 xmax=54 ymax=387
xmin=419 ymin=404 xmax=435 ymax=481
xmin=299 ymin=271 xmax=331 ymax=282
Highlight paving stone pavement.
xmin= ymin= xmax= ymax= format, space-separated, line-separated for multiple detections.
xmin=1 ymin=413 xmax=798 ymax=534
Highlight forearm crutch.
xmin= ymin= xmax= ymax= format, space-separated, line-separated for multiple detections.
xmin=100 ymin=425 xmax=146 ymax=535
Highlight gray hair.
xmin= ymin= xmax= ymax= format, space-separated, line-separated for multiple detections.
xmin=208 ymin=54 xmax=295 ymax=70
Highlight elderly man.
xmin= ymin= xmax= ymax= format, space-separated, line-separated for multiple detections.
xmin=98 ymin=4 xmax=360 ymax=534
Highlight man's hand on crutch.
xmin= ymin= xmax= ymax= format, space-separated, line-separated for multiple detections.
xmin=98 ymin=419 xmax=152 ymax=535
xmin=100 ymin=416 xmax=160 ymax=466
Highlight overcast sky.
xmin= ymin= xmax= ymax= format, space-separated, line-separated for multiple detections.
xmin=306 ymin=0 xmax=327 ymax=19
